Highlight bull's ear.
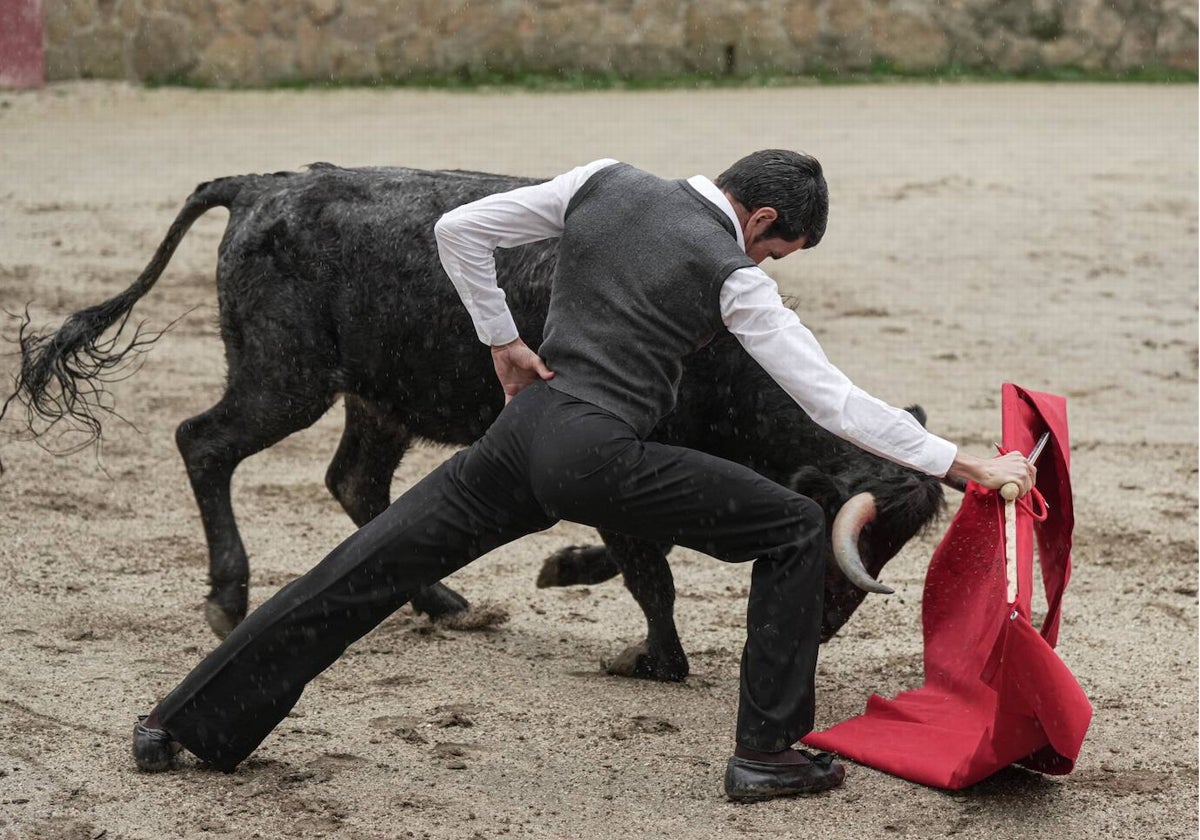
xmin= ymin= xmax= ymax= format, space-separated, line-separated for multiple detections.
xmin=788 ymin=466 xmax=849 ymax=521
xmin=904 ymin=404 xmax=927 ymax=428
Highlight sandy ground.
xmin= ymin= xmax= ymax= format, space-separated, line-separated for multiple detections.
xmin=0 ymin=82 xmax=1195 ymax=840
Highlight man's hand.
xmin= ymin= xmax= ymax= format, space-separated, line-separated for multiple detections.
xmin=946 ymin=450 xmax=1036 ymax=497
xmin=491 ymin=338 xmax=555 ymax=404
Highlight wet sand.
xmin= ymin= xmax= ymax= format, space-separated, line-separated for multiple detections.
xmin=0 ymin=81 xmax=1195 ymax=839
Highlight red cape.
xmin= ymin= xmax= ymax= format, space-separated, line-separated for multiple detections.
xmin=803 ymin=385 xmax=1092 ymax=789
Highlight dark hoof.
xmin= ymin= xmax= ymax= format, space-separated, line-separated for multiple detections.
xmin=205 ymin=581 xmax=248 ymax=639
xmin=411 ymin=582 xmax=470 ymax=620
xmin=601 ymin=641 xmax=688 ymax=682
xmin=537 ymin=545 xmax=619 ymax=588
xmin=724 ymin=751 xmax=845 ymax=802
xmin=133 ymin=716 xmax=181 ymax=773
xmin=536 ymin=554 xmax=565 ymax=588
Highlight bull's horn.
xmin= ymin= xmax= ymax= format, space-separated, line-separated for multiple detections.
xmin=831 ymin=492 xmax=894 ymax=595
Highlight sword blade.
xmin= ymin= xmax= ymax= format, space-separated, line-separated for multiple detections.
xmin=1027 ymin=432 xmax=1050 ymax=467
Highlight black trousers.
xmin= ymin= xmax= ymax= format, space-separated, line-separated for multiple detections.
xmin=157 ymin=382 xmax=827 ymax=769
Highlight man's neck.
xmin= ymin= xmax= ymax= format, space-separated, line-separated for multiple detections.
xmin=684 ymin=175 xmax=745 ymax=250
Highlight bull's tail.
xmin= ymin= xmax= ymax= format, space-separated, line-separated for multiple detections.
xmin=0 ymin=176 xmax=248 ymax=466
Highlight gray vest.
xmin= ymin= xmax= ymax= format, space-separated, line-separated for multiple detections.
xmin=540 ymin=164 xmax=756 ymax=436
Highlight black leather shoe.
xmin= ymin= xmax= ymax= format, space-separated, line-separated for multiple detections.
xmin=724 ymin=749 xmax=846 ymax=802
xmin=132 ymin=715 xmax=181 ymax=772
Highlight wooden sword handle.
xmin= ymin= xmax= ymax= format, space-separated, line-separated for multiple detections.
xmin=1004 ymin=493 xmax=1019 ymax=603
xmin=999 ymin=433 xmax=1048 ymax=604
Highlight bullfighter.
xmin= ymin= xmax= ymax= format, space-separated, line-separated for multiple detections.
xmin=132 ymin=150 xmax=1034 ymax=801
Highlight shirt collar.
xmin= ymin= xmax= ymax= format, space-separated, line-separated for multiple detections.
xmin=686 ymin=175 xmax=745 ymax=251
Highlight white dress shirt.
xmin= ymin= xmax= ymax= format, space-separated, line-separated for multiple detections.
xmin=434 ymin=159 xmax=958 ymax=477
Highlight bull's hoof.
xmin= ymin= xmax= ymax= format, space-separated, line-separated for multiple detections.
xmin=537 ymin=545 xmax=620 ymax=589
xmin=433 ymin=601 xmax=510 ymax=631
xmin=204 ymin=602 xmax=239 ymax=639
xmin=536 ymin=556 xmax=562 ymax=588
xmin=601 ymin=641 xmax=688 ymax=682
xmin=205 ymin=582 xmax=248 ymax=639
xmin=411 ymin=582 xmax=470 ymax=620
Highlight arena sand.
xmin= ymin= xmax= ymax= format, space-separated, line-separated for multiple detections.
xmin=0 ymin=82 xmax=1195 ymax=839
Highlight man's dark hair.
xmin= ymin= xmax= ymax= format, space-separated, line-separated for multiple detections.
xmin=715 ymin=149 xmax=828 ymax=248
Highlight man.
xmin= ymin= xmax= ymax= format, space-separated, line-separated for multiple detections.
xmin=132 ymin=151 xmax=1033 ymax=802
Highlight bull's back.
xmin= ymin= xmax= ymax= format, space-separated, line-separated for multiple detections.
xmin=214 ymin=165 xmax=558 ymax=444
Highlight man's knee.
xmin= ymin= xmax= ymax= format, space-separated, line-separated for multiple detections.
xmin=786 ymin=494 xmax=827 ymax=551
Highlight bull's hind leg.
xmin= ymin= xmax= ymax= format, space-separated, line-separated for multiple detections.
xmin=597 ymin=531 xmax=689 ymax=682
xmin=177 ymin=388 xmax=333 ymax=638
xmin=325 ymin=395 xmax=470 ymax=621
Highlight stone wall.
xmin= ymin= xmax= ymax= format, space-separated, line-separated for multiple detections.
xmin=43 ymin=0 xmax=1198 ymax=85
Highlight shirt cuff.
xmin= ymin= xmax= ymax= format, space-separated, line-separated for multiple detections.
xmin=916 ymin=433 xmax=958 ymax=478
xmin=477 ymin=309 xmax=520 ymax=347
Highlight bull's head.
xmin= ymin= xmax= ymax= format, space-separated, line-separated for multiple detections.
xmin=787 ymin=425 xmax=946 ymax=641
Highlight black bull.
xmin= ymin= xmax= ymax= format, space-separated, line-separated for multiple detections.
xmin=3 ymin=163 xmax=945 ymax=682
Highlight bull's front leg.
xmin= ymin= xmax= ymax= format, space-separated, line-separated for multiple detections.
xmin=598 ymin=530 xmax=688 ymax=682
xmin=536 ymin=543 xmax=620 ymax=588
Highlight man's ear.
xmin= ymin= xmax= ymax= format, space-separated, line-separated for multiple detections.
xmin=746 ymin=206 xmax=778 ymax=237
